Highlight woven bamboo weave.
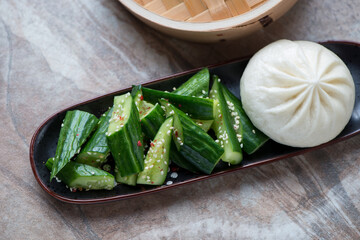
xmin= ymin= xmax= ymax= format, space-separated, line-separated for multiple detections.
xmin=134 ymin=0 xmax=267 ymax=22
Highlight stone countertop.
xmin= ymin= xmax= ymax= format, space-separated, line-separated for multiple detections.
xmin=1 ymin=0 xmax=360 ymax=239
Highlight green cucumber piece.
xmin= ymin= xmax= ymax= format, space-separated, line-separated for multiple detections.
xmin=75 ymin=108 xmax=113 ymax=168
xmin=50 ymin=110 xmax=98 ymax=181
xmin=221 ymin=83 xmax=269 ymax=154
xmin=142 ymin=87 xmax=214 ymax=120
xmin=169 ymin=143 xmax=199 ymax=173
xmin=115 ymin=166 xmax=137 ymax=186
xmin=106 ymin=93 xmax=144 ymax=177
xmin=161 ymin=100 xmax=224 ymax=174
xmin=132 ymin=85 xmax=165 ymax=139
xmin=137 ymin=117 xmax=173 ymax=185
xmin=46 ymin=158 xmax=115 ymax=190
xmin=193 ymin=119 xmax=214 ymax=132
xmin=210 ymin=76 xmax=243 ymax=165
xmin=133 ymin=86 xmax=198 ymax=173
xmin=173 ymin=68 xmax=210 ymax=98
xmin=140 ymin=103 xmax=165 ymax=139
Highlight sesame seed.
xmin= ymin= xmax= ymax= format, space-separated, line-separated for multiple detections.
xmin=166 ymin=181 xmax=173 ymax=185
xmin=170 ymin=172 xmax=178 ymax=178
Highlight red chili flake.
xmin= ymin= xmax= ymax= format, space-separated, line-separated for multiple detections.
xmin=151 ymin=181 xmax=154 ymax=184
xmin=140 ymin=95 xmax=144 ymax=100
xmin=178 ymin=104 xmax=182 ymax=108
xmin=139 ymin=111 xmax=143 ymax=114
xmin=76 ymin=134 xmax=79 ymax=136
xmin=171 ymin=167 xmax=179 ymax=172
xmin=150 ymin=142 xmax=155 ymax=147
xmin=137 ymin=141 xmax=142 ymax=147
xmin=71 ymin=188 xmax=77 ymax=192
xmin=175 ymin=131 xmax=178 ymax=137
xmin=119 ymin=116 xmax=123 ymax=120
xmin=154 ymin=140 xmax=157 ymax=142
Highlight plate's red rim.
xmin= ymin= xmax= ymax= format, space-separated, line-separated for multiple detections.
xmin=30 ymin=41 xmax=360 ymax=204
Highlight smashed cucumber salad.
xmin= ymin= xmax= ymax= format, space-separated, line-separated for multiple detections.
xmin=48 ymin=69 xmax=268 ymax=191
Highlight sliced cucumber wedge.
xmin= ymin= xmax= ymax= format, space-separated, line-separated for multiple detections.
xmin=161 ymin=100 xmax=224 ymax=174
xmin=173 ymin=68 xmax=210 ymax=98
xmin=221 ymin=83 xmax=269 ymax=154
xmin=210 ymin=76 xmax=243 ymax=165
xmin=142 ymin=87 xmax=214 ymax=120
xmin=75 ymin=108 xmax=113 ymax=168
xmin=115 ymin=166 xmax=137 ymax=186
xmin=193 ymin=119 xmax=214 ymax=132
xmin=106 ymin=93 xmax=144 ymax=177
xmin=132 ymin=85 xmax=165 ymax=140
xmin=50 ymin=110 xmax=98 ymax=181
xmin=46 ymin=158 xmax=115 ymax=191
xmin=137 ymin=117 xmax=173 ymax=185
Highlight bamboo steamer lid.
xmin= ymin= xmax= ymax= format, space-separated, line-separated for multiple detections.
xmin=119 ymin=0 xmax=298 ymax=42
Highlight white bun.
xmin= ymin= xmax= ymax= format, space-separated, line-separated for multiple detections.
xmin=240 ymin=40 xmax=355 ymax=147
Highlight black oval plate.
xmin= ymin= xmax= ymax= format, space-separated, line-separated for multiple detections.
xmin=30 ymin=41 xmax=360 ymax=204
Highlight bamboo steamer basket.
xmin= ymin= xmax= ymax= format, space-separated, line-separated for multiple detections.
xmin=119 ymin=0 xmax=298 ymax=42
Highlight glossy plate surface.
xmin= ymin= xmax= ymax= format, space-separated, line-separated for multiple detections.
xmin=30 ymin=42 xmax=360 ymax=204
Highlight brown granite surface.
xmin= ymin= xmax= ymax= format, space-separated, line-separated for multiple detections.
xmin=1 ymin=0 xmax=360 ymax=239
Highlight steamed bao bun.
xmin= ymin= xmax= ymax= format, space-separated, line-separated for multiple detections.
xmin=240 ymin=40 xmax=355 ymax=147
